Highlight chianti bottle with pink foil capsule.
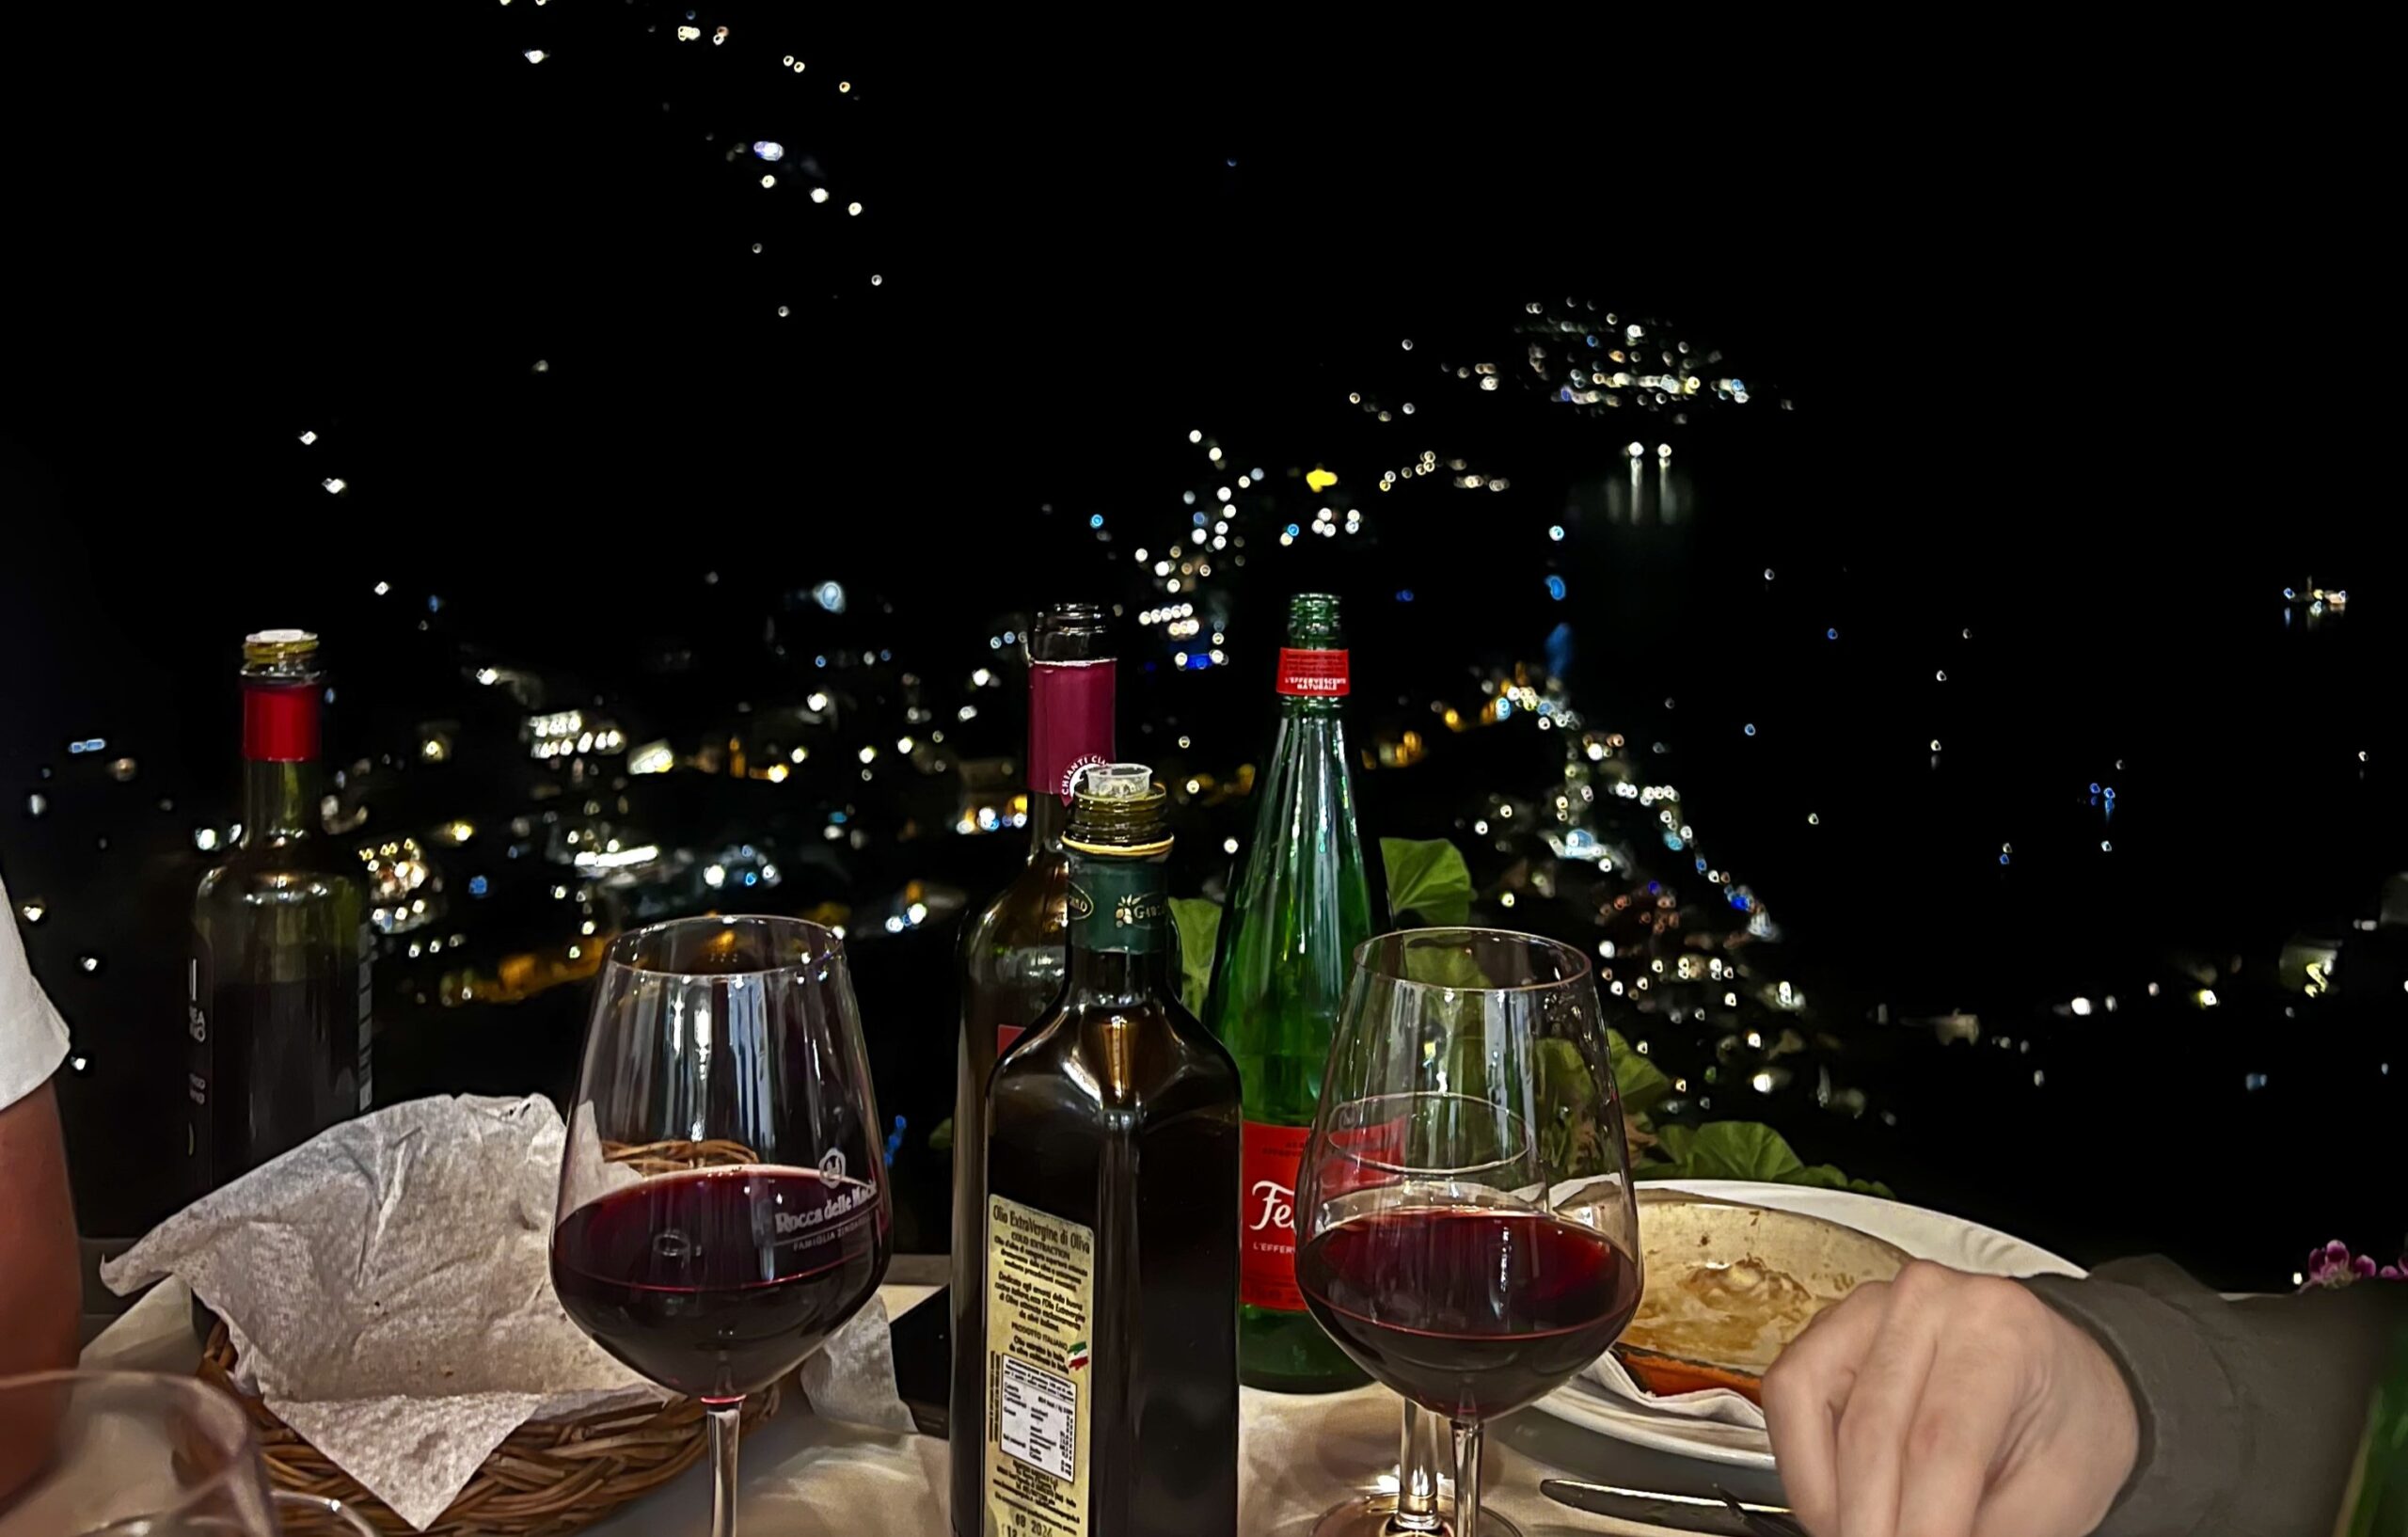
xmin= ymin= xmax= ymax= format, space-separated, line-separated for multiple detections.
xmin=1202 ymin=594 xmax=1374 ymax=1391
xmin=187 ymin=629 xmax=372 ymax=1198
xmin=950 ymin=603 xmax=1113 ymax=1534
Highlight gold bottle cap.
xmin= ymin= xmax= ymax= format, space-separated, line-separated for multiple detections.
xmin=243 ymin=629 xmax=321 ymax=677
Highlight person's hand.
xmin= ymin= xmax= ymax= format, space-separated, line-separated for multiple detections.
xmin=1762 ymin=1260 xmax=2139 ymax=1537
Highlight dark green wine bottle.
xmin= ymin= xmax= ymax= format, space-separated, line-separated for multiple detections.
xmin=189 ymin=629 xmax=372 ymax=1196
xmin=950 ymin=605 xmax=1115 ymax=1535
xmin=188 ymin=630 xmax=372 ymax=1341
xmin=983 ymin=764 xmax=1240 ymax=1536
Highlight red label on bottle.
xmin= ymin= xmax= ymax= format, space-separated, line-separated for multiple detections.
xmin=997 ymin=1023 xmax=1025 ymax=1054
xmin=1028 ymin=659 xmax=1116 ymax=803
xmin=1275 ymin=648 xmax=1349 ymax=697
xmin=242 ymin=682 xmax=320 ymax=763
xmin=1241 ymin=1121 xmax=1312 ymax=1313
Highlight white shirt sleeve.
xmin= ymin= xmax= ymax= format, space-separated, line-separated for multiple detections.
xmin=0 ymin=866 xmax=72 ymax=1113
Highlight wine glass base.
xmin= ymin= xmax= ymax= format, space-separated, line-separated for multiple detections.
xmin=1307 ymin=1492 xmax=1524 ymax=1537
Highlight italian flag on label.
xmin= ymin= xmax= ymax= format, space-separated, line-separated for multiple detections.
xmin=1065 ymin=1340 xmax=1090 ymax=1371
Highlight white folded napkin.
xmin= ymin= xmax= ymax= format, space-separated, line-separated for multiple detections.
xmin=1580 ymin=1348 xmax=1766 ymax=1429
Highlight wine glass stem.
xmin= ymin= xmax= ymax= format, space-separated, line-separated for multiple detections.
xmin=1450 ymin=1418 xmax=1483 ymax=1535
xmin=707 ymin=1400 xmax=742 ymax=1537
xmin=1390 ymin=1399 xmax=1444 ymax=1534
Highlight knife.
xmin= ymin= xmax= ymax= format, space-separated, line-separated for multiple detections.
xmin=1539 ymin=1478 xmax=1808 ymax=1537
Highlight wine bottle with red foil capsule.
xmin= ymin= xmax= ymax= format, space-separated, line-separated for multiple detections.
xmin=950 ymin=603 xmax=1114 ymax=1534
xmin=188 ymin=629 xmax=372 ymax=1198
xmin=1203 ymin=594 xmax=1374 ymax=1392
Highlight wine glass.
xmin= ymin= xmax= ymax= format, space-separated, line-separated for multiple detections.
xmin=553 ymin=916 xmax=893 ymax=1537
xmin=0 ymin=1370 xmax=373 ymax=1535
xmin=1295 ymin=928 xmax=1640 ymax=1537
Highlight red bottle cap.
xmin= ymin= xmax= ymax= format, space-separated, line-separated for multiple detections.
xmin=243 ymin=681 xmax=321 ymax=763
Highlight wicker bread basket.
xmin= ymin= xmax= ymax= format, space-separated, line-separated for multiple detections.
xmin=195 ymin=1137 xmax=782 ymax=1536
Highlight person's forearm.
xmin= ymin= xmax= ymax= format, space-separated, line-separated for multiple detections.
xmin=2027 ymin=1256 xmax=2408 ymax=1537
xmin=0 ymin=1078 xmax=81 ymax=1503
xmin=0 ymin=1079 xmax=80 ymax=1377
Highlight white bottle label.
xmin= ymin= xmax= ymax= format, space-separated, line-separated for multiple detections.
xmin=986 ymin=1195 xmax=1093 ymax=1536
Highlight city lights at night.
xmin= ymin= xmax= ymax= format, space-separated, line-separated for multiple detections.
xmin=3 ymin=21 xmax=2401 ymax=1533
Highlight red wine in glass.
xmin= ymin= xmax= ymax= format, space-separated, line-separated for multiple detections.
xmin=1299 ymin=1207 xmax=1640 ymax=1420
xmin=1296 ymin=931 xmax=1641 ymax=1537
xmin=554 ymin=916 xmax=890 ymax=1537
xmin=553 ymin=1165 xmax=887 ymax=1402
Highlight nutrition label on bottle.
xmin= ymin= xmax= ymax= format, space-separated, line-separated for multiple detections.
xmin=986 ymin=1195 xmax=1093 ymax=1536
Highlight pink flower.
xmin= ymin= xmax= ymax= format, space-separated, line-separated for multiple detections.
xmin=2303 ymin=1240 xmax=2408 ymax=1290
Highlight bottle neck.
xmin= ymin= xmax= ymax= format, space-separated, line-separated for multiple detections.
xmin=1277 ymin=692 xmax=1345 ymax=722
xmin=1068 ymin=938 xmax=1164 ymax=999
xmin=240 ymin=682 xmax=323 ymax=844
xmin=1064 ymin=848 xmax=1171 ymax=1000
xmin=1269 ymin=642 xmax=1350 ymax=744
xmin=1025 ymin=657 xmax=1114 ymax=862
xmin=1026 ymin=788 xmax=1069 ymax=862
xmin=1275 ymin=642 xmax=1349 ymax=708
xmin=243 ymin=759 xmax=321 ymax=844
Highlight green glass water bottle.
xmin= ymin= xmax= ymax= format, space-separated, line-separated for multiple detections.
xmin=1203 ymin=594 xmax=1374 ymax=1392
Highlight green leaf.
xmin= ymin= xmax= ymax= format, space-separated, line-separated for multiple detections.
xmin=1535 ymin=1035 xmax=1598 ymax=1127
xmin=1670 ymin=1121 xmax=1805 ymax=1182
xmin=928 ymin=1117 xmax=954 ymax=1152
xmin=1634 ymin=1119 xmax=1889 ymax=1197
xmin=1791 ymin=1163 xmax=1896 ymax=1198
xmin=1537 ymin=1035 xmax=1608 ymax=1177
xmin=1402 ymin=943 xmax=1492 ymax=990
xmin=1537 ymin=1038 xmax=1596 ymax=1109
xmin=1608 ymin=1029 xmax=1671 ymax=1120
xmin=1650 ymin=1122 xmax=1698 ymax=1165
xmin=1169 ymin=896 xmax=1223 ymax=1017
xmin=1382 ymin=837 xmax=1475 ymax=927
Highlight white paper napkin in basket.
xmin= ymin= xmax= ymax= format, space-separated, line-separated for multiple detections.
xmin=102 ymin=1094 xmax=909 ymax=1530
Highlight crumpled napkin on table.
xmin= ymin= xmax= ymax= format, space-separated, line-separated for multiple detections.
xmin=1581 ymin=1349 xmax=1767 ymax=1429
xmin=103 ymin=1093 xmax=910 ymax=1530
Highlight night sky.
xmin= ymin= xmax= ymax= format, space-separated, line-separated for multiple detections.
xmin=6 ymin=14 xmax=2400 ymax=1284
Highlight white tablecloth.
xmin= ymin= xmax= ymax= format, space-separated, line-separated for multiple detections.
xmin=87 ymin=1278 xmax=1782 ymax=1536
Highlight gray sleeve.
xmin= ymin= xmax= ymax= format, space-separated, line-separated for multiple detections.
xmin=2022 ymin=1257 xmax=2405 ymax=1537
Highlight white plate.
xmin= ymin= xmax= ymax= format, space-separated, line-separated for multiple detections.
xmin=1531 ymin=1179 xmax=2084 ymax=1469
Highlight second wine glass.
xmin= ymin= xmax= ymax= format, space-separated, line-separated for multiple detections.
xmin=552 ymin=915 xmax=893 ymax=1537
xmin=1295 ymin=928 xmax=1641 ymax=1537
